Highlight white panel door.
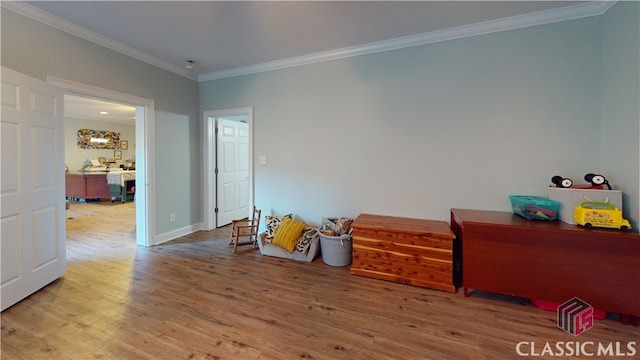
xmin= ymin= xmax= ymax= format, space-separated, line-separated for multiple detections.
xmin=216 ymin=118 xmax=249 ymax=226
xmin=1 ymin=67 xmax=66 ymax=311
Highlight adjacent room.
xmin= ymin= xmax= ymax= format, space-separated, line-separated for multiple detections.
xmin=64 ymin=95 xmax=137 ymax=206
xmin=1 ymin=1 xmax=638 ymax=359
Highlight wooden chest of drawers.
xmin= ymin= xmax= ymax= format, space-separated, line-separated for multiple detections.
xmin=350 ymin=213 xmax=456 ymax=293
xmin=451 ymin=208 xmax=640 ymax=316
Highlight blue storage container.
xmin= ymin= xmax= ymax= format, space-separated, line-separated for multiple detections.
xmin=509 ymin=195 xmax=561 ymax=221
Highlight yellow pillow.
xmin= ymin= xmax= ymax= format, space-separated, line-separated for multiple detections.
xmin=272 ymin=218 xmax=305 ymax=252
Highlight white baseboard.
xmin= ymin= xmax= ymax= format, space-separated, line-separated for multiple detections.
xmin=154 ymin=222 xmax=204 ymax=245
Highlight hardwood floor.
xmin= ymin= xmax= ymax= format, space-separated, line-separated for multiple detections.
xmin=1 ymin=201 xmax=638 ymax=359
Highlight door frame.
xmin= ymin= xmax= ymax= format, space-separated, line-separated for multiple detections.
xmin=203 ymin=107 xmax=254 ymax=230
xmin=47 ymin=76 xmax=156 ymax=247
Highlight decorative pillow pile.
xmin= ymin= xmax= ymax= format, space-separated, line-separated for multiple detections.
xmin=272 ymin=218 xmax=306 ymax=252
xmin=295 ymin=227 xmax=319 ymax=255
xmin=264 ymin=214 xmax=293 ymax=243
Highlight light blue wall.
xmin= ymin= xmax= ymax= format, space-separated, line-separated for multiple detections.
xmin=601 ymin=1 xmax=640 ymax=230
xmin=201 ymin=16 xmax=609 ymax=225
xmin=4 ymin=3 xmax=637 ymax=236
xmin=1 ymin=9 xmax=201 ymax=237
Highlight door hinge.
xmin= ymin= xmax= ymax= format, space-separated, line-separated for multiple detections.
xmin=214 ymin=168 xmax=218 ymax=174
xmin=214 ymin=207 xmax=218 ymax=213
xmin=215 ymin=127 xmax=219 ymax=134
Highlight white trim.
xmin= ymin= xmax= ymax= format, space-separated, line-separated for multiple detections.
xmin=199 ymin=1 xmax=615 ymax=81
xmin=2 ymin=1 xmax=198 ymax=81
xmin=203 ymin=111 xmax=216 ymax=231
xmin=155 ymin=223 xmax=203 ymax=245
xmin=202 ymin=107 xmax=254 ymax=230
xmin=48 ymin=76 xmax=153 ymax=109
xmin=4 ymin=0 xmax=616 ymax=83
xmin=47 ymin=76 xmax=157 ymax=247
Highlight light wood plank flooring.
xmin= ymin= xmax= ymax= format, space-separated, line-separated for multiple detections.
xmin=1 ymin=201 xmax=638 ymax=359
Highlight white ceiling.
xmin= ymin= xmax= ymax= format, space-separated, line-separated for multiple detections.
xmin=65 ymin=95 xmax=136 ymax=124
xmin=16 ymin=1 xmax=603 ymax=81
xmin=7 ymin=1 xmax=610 ymax=120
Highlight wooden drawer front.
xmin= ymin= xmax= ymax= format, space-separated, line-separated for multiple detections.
xmin=353 ymin=229 xmax=453 ymax=262
xmin=353 ymin=228 xmax=452 ymax=253
xmin=351 ymin=229 xmax=455 ymax=293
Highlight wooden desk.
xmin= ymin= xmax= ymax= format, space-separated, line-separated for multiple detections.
xmin=351 ymin=213 xmax=457 ymax=293
xmin=450 ymin=208 xmax=640 ymax=316
xmin=65 ymin=172 xmax=110 ymax=201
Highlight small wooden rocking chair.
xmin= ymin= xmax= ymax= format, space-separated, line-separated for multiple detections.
xmin=229 ymin=206 xmax=261 ymax=253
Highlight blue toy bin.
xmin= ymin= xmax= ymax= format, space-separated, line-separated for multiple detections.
xmin=509 ymin=195 xmax=561 ymax=221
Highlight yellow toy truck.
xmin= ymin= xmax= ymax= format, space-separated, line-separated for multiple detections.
xmin=574 ymin=201 xmax=631 ymax=230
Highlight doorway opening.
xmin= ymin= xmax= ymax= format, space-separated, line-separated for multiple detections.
xmin=203 ymin=107 xmax=254 ymax=230
xmin=48 ymin=76 xmax=156 ymax=246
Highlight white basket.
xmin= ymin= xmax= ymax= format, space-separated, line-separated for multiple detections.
xmin=318 ymin=232 xmax=352 ymax=267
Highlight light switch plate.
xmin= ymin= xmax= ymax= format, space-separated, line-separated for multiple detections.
xmin=259 ymin=155 xmax=267 ymax=165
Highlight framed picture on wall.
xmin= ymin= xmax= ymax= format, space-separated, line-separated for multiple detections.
xmin=114 ymin=150 xmax=122 ymax=160
xmin=121 ymin=140 xmax=128 ymax=150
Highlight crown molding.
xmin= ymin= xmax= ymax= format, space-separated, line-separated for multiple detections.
xmin=199 ymin=1 xmax=616 ymax=82
xmin=2 ymin=0 xmax=616 ymax=83
xmin=2 ymin=1 xmax=199 ymax=81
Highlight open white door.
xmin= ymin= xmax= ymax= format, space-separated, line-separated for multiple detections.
xmin=203 ymin=107 xmax=253 ymax=231
xmin=1 ymin=67 xmax=66 ymax=311
xmin=216 ymin=118 xmax=249 ymax=226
